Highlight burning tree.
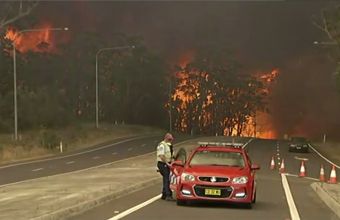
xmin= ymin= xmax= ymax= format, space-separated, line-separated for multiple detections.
xmin=0 ymin=1 xmax=38 ymax=34
xmin=171 ymin=47 xmax=270 ymax=136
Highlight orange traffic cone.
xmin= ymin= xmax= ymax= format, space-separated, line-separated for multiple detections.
xmin=279 ymin=159 xmax=285 ymax=173
xmin=299 ymin=161 xmax=306 ymax=177
xmin=319 ymin=165 xmax=326 ymax=182
xmin=270 ymin=156 xmax=275 ymax=170
xmin=328 ymin=165 xmax=337 ymax=184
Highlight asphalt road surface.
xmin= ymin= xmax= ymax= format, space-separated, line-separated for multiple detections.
xmin=69 ymin=138 xmax=340 ymax=220
xmin=0 ymin=135 xmax=189 ymax=186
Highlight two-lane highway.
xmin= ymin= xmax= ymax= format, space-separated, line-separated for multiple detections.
xmin=0 ymin=135 xmax=189 ymax=186
xmin=70 ymin=138 xmax=339 ymax=220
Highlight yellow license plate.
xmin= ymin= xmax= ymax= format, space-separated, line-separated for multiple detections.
xmin=204 ymin=189 xmax=221 ymax=196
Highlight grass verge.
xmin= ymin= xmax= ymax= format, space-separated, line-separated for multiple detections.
xmin=0 ymin=123 xmax=164 ymax=165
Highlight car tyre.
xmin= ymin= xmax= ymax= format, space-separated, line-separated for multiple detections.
xmin=176 ymin=199 xmax=186 ymax=206
xmin=252 ymin=191 xmax=256 ymax=204
xmin=244 ymin=202 xmax=252 ymax=209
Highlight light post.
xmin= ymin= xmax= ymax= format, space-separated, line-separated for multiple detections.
xmin=12 ymin=27 xmax=69 ymax=141
xmin=95 ymin=45 xmax=134 ymax=128
xmin=168 ymin=76 xmax=173 ymax=132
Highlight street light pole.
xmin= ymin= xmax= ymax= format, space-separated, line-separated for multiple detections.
xmin=12 ymin=27 xmax=69 ymax=140
xmin=95 ymin=45 xmax=134 ymax=128
xmin=169 ymin=77 xmax=172 ymax=132
xmin=13 ymin=43 xmax=17 ymax=141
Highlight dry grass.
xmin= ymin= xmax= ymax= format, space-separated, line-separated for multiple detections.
xmin=314 ymin=142 xmax=340 ymax=161
xmin=0 ymin=123 xmax=164 ymax=165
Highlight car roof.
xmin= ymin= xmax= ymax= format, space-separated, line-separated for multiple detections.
xmin=195 ymin=142 xmax=245 ymax=153
xmin=195 ymin=146 xmax=244 ymax=153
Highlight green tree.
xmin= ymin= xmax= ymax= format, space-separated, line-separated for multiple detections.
xmin=0 ymin=48 xmax=13 ymax=132
xmin=100 ymin=36 xmax=169 ymax=126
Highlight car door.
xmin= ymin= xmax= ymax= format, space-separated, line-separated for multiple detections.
xmin=170 ymin=148 xmax=187 ymax=190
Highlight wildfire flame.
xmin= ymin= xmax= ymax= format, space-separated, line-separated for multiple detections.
xmin=171 ymin=51 xmax=280 ymax=139
xmin=4 ymin=23 xmax=64 ymax=53
xmin=177 ymin=50 xmax=195 ymax=69
xmin=259 ymin=69 xmax=279 ymax=83
xmin=239 ymin=69 xmax=280 ymax=139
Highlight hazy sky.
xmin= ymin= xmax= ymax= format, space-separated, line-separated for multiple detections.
xmin=32 ymin=1 xmax=339 ymax=139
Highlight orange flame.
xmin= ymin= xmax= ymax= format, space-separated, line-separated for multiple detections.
xmin=247 ymin=69 xmax=280 ymax=139
xmin=4 ymin=23 xmax=63 ymax=53
xmin=171 ymin=54 xmax=280 ymax=139
xmin=177 ymin=50 xmax=195 ymax=69
xmin=259 ymin=69 xmax=279 ymax=83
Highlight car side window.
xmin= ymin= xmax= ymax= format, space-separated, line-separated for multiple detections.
xmin=174 ymin=148 xmax=187 ymax=163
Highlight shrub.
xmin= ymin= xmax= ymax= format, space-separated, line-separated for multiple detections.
xmin=40 ymin=130 xmax=60 ymax=149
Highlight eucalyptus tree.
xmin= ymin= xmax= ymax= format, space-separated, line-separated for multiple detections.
xmin=171 ymin=46 xmax=267 ymax=136
xmin=99 ymin=36 xmax=169 ymax=126
xmin=313 ymin=5 xmax=340 ymax=94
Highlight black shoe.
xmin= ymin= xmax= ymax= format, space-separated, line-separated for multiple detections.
xmin=161 ymin=195 xmax=166 ymax=200
xmin=165 ymin=196 xmax=175 ymax=201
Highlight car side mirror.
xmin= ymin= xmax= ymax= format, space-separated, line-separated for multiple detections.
xmin=251 ymin=164 xmax=260 ymax=170
xmin=172 ymin=160 xmax=184 ymax=167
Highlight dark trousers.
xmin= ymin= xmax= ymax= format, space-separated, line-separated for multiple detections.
xmin=157 ymin=161 xmax=172 ymax=198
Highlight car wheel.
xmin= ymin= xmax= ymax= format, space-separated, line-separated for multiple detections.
xmin=243 ymin=202 xmax=252 ymax=209
xmin=252 ymin=191 xmax=256 ymax=203
xmin=176 ymin=199 xmax=186 ymax=206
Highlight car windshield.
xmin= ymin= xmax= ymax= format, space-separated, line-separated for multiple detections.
xmin=189 ymin=150 xmax=245 ymax=167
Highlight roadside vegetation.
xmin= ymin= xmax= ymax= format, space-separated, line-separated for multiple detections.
xmin=0 ymin=123 xmax=164 ymax=164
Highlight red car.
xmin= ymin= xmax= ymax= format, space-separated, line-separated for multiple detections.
xmin=170 ymin=142 xmax=260 ymax=208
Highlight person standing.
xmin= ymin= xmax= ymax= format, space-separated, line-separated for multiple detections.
xmin=157 ymin=133 xmax=174 ymax=201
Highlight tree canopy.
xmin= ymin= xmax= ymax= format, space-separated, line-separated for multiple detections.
xmin=171 ymin=46 xmax=268 ymax=136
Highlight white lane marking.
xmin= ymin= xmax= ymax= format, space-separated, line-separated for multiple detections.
xmin=32 ymin=168 xmax=43 ymax=172
xmin=127 ymin=148 xmax=133 ymax=151
xmin=108 ymin=194 xmax=161 ymax=220
xmin=281 ymin=173 xmax=301 ymax=220
xmin=0 ymin=195 xmax=18 ymax=202
xmin=0 ymin=139 xmax=192 ymax=188
xmin=308 ymin=144 xmax=340 ymax=169
xmin=66 ymin=161 xmax=75 ymax=165
xmin=112 ymin=152 xmax=117 ymax=155
xmin=0 ymin=135 xmax=158 ymax=170
xmin=293 ymin=156 xmax=308 ymax=161
xmin=141 ymin=144 xmax=146 ymax=147
xmin=93 ymin=156 xmax=100 ymax=160
xmin=285 ymin=173 xmax=319 ymax=181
